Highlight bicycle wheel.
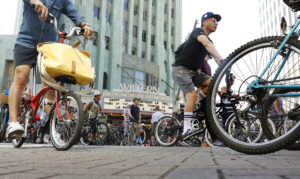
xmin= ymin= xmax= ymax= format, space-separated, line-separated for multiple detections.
xmin=0 ymin=106 xmax=9 ymax=142
xmin=49 ymin=91 xmax=83 ymax=151
xmin=96 ymin=122 xmax=108 ymax=145
xmin=12 ymin=105 xmax=33 ymax=148
xmin=204 ymin=129 xmax=214 ymax=147
xmin=206 ymin=36 xmax=300 ymax=154
xmin=127 ymin=127 xmax=146 ymax=146
xmin=80 ymin=125 xmax=91 ymax=145
xmin=155 ymin=116 xmax=180 ymax=147
xmin=226 ymin=113 xmax=264 ymax=143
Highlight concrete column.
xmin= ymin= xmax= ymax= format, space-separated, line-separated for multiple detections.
xmin=109 ymin=0 xmax=124 ymax=90
xmin=174 ymin=0 xmax=182 ymax=49
xmin=95 ymin=0 xmax=107 ymax=90
xmin=173 ymin=0 xmax=182 ymax=96
xmin=154 ymin=1 xmax=165 ymax=93
xmin=14 ymin=0 xmax=23 ymax=34
xmin=145 ymin=0 xmax=152 ymax=61
xmin=126 ymin=0 xmax=135 ymax=55
xmin=166 ymin=0 xmax=172 ymax=95
xmin=136 ymin=0 xmax=144 ymax=57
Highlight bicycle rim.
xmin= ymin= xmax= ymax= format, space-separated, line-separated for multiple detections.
xmin=50 ymin=92 xmax=83 ymax=151
xmin=206 ymin=36 xmax=300 ymax=154
xmin=155 ymin=116 xmax=180 ymax=147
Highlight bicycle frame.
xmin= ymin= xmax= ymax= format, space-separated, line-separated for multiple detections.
xmin=249 ymin=15 xmax=300 ymax=97
xmin=18 ymin=67 xmax=70 ymax=137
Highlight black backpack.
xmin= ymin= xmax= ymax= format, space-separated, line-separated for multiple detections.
xmin=284 ymin=0 xmax=300 ymax=11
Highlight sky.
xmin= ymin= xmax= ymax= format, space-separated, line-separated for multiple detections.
xmin=0 ymin=0 xmax=262 ymax=65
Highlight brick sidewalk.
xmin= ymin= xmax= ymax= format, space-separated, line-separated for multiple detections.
xmin=0 ymin=144 xmax=299 ymax=179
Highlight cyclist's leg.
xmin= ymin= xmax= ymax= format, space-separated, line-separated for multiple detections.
xmin=129 ymin=122 xmax=134 ymax=144
xmin=8 ymin=64 xmax=32 ymax=137
xmin=41 ymin=81 xmax=55 ymax=118
xmin=172 ymin=67 xmax=197 ymax=134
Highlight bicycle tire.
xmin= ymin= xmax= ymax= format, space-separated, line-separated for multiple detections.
xmin=49 ymin=91 xmax=84 ymax=151
xmin=127 ymin=128 xmax=146 ymax=146
xmin=96 ymin=122 xmax=108 ymax=145
xmin=12 ymin=137 xmax=26 ymax=148
xmin=79 ymin=125 xmax=91 ymax=145
xmin=155 ymin=116 xmax=180 ymax=147
xmin=0 ymin=107 xmax=8 ymax=142
xmin=206 ymin=36 xmax=300 ymax=154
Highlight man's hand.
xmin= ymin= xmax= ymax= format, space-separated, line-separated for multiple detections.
xmin=81 ymin=23 xmax=94 ymax=39
xmin=30 ymin=0 xmax=48 ymax=20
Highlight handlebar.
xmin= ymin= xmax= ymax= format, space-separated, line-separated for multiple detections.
xmin=46 ymin=13 xmax=83 ymax=40
xmin=46 ymin=13 xmax=96 ymax=40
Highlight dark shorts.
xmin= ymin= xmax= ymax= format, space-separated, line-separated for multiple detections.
xmin=172 ymin=66 xmax=210 ymax=95
xmin=13 ymin=43 xmax=38 ymax=68
xmin=151 ymin=122 xmax=157 ymax=136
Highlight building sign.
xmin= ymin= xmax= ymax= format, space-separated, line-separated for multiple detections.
xmin=120 ymin=83 xmax=159 ymax=94
xmin=103 ymin=98 xmax=173 ymax=113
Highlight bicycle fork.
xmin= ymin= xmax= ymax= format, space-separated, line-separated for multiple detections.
xmin=22 ymin=111 xmax=32 ymax=138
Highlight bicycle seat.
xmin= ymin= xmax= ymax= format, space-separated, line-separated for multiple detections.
xmin=55 ymin=75 xmax=76 ymax=84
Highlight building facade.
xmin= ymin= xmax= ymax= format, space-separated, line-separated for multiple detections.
xmin=0 ymin=0 xmax=182 ymax=122
xmin=259 ymin=0 xmax=299 ymax=36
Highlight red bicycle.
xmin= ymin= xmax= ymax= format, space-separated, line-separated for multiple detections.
xmin=12 ymin=14 xmax=92 ymax=150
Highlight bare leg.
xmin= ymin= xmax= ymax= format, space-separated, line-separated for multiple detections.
xmin=184 ymin=91 xmax=197 ymax=112
xmin=151 ymin=136 xmax=155 ymax=145
xmin=9 ymin=65 xmax=32 ymax=123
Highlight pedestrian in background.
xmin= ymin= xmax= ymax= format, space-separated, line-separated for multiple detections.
xmin=151 ymin=106 xmax=163 ymax=146
xmin=128 ymin=98 xmax=142 ymax=146
xmin=123 ymin=104 xmax=131 ymax=136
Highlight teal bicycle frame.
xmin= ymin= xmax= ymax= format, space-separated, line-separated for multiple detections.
xmin=249 ymin=15 xmax=300 ymax=97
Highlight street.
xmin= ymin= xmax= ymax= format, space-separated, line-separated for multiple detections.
xmin=0 ymin=144 xmax=299 ymax=179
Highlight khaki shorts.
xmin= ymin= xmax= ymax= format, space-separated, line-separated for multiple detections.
xmin=130 ymin=122 xmax=142 ymax=135
xmin=172 ymin=66 xmax=210 ymax=95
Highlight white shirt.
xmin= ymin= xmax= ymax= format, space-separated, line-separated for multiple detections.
xmin=151 ymin=111 xmax=164 ymax=123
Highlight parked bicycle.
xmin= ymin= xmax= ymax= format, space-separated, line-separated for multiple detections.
xmin=80 ymin=116 xmax=108 ymax=145
xmin=205 ymin=0 xmax=300 ymax=154
xmin=155 ymin=103 xmax=210 ymax=147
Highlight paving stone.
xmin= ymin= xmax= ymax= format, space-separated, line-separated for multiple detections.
xmin=0 ymin=144 xmax=299 ymax=179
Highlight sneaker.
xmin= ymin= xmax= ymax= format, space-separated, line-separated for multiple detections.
xmin=6 ymin=122 xmax=24 ymax=139
xmin=182 ymin=129 xmax=202 ymax=140
xmin=212 ymin=140 xmax=225 ymax=147
xmin=36 ymin=137 xmax=42 ymax=144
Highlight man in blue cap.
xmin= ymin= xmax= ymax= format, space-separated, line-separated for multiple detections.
xmin=172 ymin=12 xmax=224 ymax=141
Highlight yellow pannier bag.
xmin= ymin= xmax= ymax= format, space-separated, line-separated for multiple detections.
xmin=37 ymin=42 xmax=95 ymax=85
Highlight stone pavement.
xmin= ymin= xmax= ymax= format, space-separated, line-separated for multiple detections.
xmin=0 ymin=143 xmax=299 ymax=179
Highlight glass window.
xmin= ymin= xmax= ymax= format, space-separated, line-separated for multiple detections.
xmin=142 ymin=31 xmax=146 ymax=42
xmin=132 ymin=47 xmax=137 ymax=55
xmin=106 ymin=12 xmax=111 ymax=24
xmin=123 ymin=21 xmax=127 ymax=32
xmin=135 ymin=70 xmax=145 ymax=89
xmin=122 ymin=68 xmax=134 ymax=86
xmin=151 ymin=35 xmax=155 ymax=45
xmin=133 ymin=26 xmax=138 ymax=37
xmin=124 ymin=0 xmax=128 ymax=11
xmin=134 ymin=5 xmax=138 ymax=16
xmin=105 ymin=36 xmax=110 ymax=50
xmin=93 ymin=32 xmax=98 ymax=46
xmin=93 ymin=6 xmax=100 ymax=20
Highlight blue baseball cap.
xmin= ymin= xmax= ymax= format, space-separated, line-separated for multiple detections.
xmin=201 ymin=12 xmax=222 ymax=25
